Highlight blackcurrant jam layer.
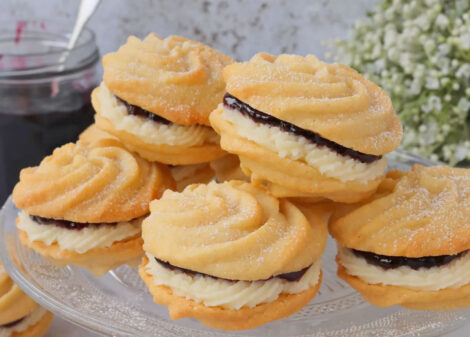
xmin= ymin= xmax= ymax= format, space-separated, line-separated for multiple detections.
xmin=30 ymin=215 xmax=118 ymax=231
xmin=1 ymin=317 xmax=24 ymax=328
xmin=352 ymin=249 xmax=467 ymax=270
xmin=155 ymin=257 xmax=310 ymax=282
xmin=223 ymin=93 xmax=381 ymax=164
xmin=116 ymin=96 xmax=172 ymax=125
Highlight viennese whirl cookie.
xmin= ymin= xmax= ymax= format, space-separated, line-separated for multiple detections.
xmin=210 ymin=53 xmax=402 ymax=203
xmin=330 ymin=165 xmax=470 ymax=309
xmin=139 ymin=181 xmax=327 ymax=330
xmin=13 ymin=138 xmax=174 ymax=276
xmin=93 ymin=34 xmax=233 ymax=166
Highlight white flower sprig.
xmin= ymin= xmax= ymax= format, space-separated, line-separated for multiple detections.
xmin=327 ymin=0 xmax=470 ymax=166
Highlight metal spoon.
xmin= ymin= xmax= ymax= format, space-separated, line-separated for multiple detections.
xmin=58 ymin=0 xmax=101 ymax=70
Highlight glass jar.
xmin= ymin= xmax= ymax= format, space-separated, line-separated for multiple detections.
xmin=0 ymin=21 xmax=99 ymax=204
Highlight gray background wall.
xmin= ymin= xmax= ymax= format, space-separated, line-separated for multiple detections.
xmin=2 ymin=0 xmax=374 ymax=61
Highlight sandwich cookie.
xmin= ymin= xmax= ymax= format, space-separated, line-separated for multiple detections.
xmin=93 ymin=34 xmax=233 ymax=166
xmin=13 ymin=138 xmax=175 ymax=276
xmin=139 ymin=181 xmax=327 ymax=330
xmin=210 ymin=53 xmax=402 ymax=203
xmin=330 ymin=165 xmax=470 ymax=309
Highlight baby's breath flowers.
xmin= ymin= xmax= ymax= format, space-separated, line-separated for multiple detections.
xmin=327 ymin=0 xmax=470 ymax=165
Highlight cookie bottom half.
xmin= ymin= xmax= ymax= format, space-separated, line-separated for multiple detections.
xmin=19 ymin=230 xmax=143 ymax=276
xmin=229 ymin=134 xmax=381 ymax=203
xmin=337 ymin=262 xmax=470 ymax=310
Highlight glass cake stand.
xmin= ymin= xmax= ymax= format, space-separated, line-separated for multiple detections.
xmin=1 ymin=150 xmax=469 ymax=337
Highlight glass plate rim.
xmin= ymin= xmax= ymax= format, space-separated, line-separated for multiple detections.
xmin=2 ymin=149 xmax=468 ymax=337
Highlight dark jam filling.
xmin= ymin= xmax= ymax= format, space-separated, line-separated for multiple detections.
xmin=155 ymin=257 xmax=310 ymax=282
xmin=1 ymin=317 xmax=24 ymax=328
xmin=115 ymin=96 xmax=172 ymax=125
xmin=30 ymin=215 xmax=118 ymax=231
xmin=352 ymin=249 xmax=467 ymax=270
xmin=223 ymin=93 xmax=382 ymax=164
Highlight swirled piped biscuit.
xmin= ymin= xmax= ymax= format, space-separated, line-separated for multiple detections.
xmin=330 ymin=165 xmax=470 ymax=309
xmin=210 ymin=53 xmax=402 ymax=203
xmin=13 ymin=139 xmax=175 ymax=276
xmin=139 ymin=181 xmax=327 ymax=330
xmin=0 ymin=262 xmax=53 ymax=337
xmin=80 ymin=124 xmax=214 ymax=193
xmin=103 ymin=34 xmax=233 ymax=126
xmin=94 ymin=34 xmax=232 ymax=164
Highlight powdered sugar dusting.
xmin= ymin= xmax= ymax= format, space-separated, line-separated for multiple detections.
xmin=336 ymin=165 xmax=470 ymax=256
xmin=224 ymin=53 xmax=402 ymax=154
xmin=143 ymin=181 xmax=323 ymax=280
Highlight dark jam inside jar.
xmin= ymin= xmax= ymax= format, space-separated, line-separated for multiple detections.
xmin=0 ymin=21 xmax=99 ymax=204
xmin=0 ymin=91 xmax=95 ymax=204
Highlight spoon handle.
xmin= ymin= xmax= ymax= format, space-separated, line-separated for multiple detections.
xmin=57 ymin=0 xmax=101 ymax=71
xmin=67 ymin=0 xmax=102 ymax=51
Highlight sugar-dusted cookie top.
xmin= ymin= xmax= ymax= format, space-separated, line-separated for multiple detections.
xmin=223 ymin=53 xmax=402 ymax=155
xmin=13 ymin=139 xmax=175 ymax=223
xmin=142 ymin=181 xmax=327 ymax=281
xmin=103 ymin=34 xmax=234 ymax=126
xmin=330 ymin=165 xmax=470 ymax=256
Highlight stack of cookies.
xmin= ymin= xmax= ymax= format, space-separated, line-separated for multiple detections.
xmin=10 ymin=32 xmax=470 ymax=331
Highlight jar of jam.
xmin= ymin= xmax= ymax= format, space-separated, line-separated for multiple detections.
xmin=0 ymin=21 xmax=99 ymax=204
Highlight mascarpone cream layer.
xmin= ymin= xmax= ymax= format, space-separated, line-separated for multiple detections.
xmin=339 ymin=246 xmax=470 ymax=291
xmin=220 ymin=105 xmax=387 ymax=183
xmin=145 ymin=253 xmax=320 ymax=309
xmin=98 ymin=83 xmax=219 ymax=146
xmin=17 ymin=211 xmax=142 ymax=254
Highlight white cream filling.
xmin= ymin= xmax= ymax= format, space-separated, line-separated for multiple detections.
xmin=219 ymin=105 xmax=387 ymax=183
xmin=145 ymin=253 xmax=320 ymax=310
xmin=97 ymin=83 xmax=219 ymax=146
xmin=0 ymin=307 xmax=47 ymax=337
xmin=339 ymin=246 xmax=470 ymax=291
xmin=17 ymin=211 xmax=142 ymax=254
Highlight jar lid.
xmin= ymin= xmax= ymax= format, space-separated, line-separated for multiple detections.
xmin=0 ymin=20 xmax=99 ymax=80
